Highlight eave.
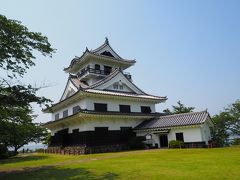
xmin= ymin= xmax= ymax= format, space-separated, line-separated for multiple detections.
xmin=43 ymin=90 xmax=167 ymax=113
xmin=64 ymin=50 xmax=136 ymax=74
xmin=133 ymin=124 xmax=202 ymax=132
xmin=42 ymin=111 xmax=161 ymax=130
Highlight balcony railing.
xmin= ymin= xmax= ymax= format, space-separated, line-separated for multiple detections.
xmin=77 ymin=67 xmax=132 ymax=80
xmin=77 ymin=67 xmax=110 ymax=78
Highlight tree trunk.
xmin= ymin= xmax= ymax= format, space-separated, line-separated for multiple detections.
xmin=14 ymin=147 xmax=18 ymax=155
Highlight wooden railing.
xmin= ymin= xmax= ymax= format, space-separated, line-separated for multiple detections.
xmin=77 ymin=67 xmax=108 ymax=77
xmin=77 ymin=67 xmax=132 ymax=80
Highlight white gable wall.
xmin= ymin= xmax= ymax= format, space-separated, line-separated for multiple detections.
xmin=106 ymin=83 xmax=134 ymax=93
xmin=61 ymin=80 xmax=78 ymax=101
xmin=93 ymin=44 xmax=120 ymax=59
xmin=96 ymin=73 xmax=144 ymax=94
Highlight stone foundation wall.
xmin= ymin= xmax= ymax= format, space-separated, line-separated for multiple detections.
xmin=45 ymin=144 xmax=129 ymax=155
xmin=85 ymin=144 xmax=129 ymax=154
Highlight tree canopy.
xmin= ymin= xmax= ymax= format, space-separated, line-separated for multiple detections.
xmin=211 ymin=100 xmax=240 ymax=146
xmin=163 ymin=101 xmax=195 ymax=115
xmin=0 ymin=14 xmax=55 ymax=157
xmin=0 ymin=14 xmax=55 ymax=78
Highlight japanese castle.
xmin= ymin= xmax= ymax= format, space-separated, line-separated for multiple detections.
xmin=43 ymin=38 xmax=213 ymax=154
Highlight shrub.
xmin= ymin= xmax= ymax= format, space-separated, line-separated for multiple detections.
xmin=0 ymin=144 xmax=8 ymax=159
xmin=169 ymin=140 xmax=184 ymax=148
xmin=128 ymin=136 xmax=146 ymax=149
xmin=232 ymin=138 xmax=240 ymax=145
xmin=35 ymin=148 xmax=45 ymax=153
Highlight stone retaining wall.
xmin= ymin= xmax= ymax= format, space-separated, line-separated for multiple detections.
xmin=45 ymin=144 xmax=129 ymax=155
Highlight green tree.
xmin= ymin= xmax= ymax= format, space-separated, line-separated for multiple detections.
xmin=226 ymin=100 xmax=240 ymax=136
xmin=211 ymin=112 xmax=231 ymax=147
xmin=211 ymin=100 xmax=240 ymax=147
xmin=0 ymin=14 xmax=54 ymax=78
xmin=0 ymin=120 xmax=48 ymax=153
xmin=163 ymin=101 xmax=195 ymax=115
xmin=0 ymin=14 xmax=55 ymax=156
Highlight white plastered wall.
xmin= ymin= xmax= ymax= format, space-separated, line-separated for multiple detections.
xmin=168 ymin=127 xmax=203 ymax=143
xmin=136 ymin=125 xmax=212 ymax=148
xmin=200 ymin=121 xmax=212 ymax=144
xmin=67 ymin=118 xmax=144 ymax=133
xmin=86 ymin=97 xmax=156 ymax=113
xmin=51 ymin=99 xmax=87 ymax=120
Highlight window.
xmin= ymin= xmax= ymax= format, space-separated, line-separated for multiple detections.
xmin=119 ymin=85 xmax=123 ymax=90
xmin=113 ymin=83 xmax=118 ymax=89
xmin=95 ymin=127 xmax=108 ymax=136
xmin=63 ymin=110 xmax=68 ymax=118
xmin=94 ymin=103 xmax=107 ymax=112
xmin=55 ymin=113 xmax=59 ymax=120
xmin=73 ymin=106 xmax=81 ymax=114
xmin=120 ymin=127 xmax=132 ymax=132
xmin=141 ymin=106 xmax=152 ymax=113
xmin=95 ymin=127 xmax=108 ymax=132
xmin=176 ymin=132 xmax=184 ymax=142
xmin=72 ymin=129 xmax=79 ymax=133
xmin=104 ymin=66 xmax=112 ymax=75
xmin=95 ymin=64 xmax=100 ymax=70
xmin=119 ymin=105 xmax=131 ymax=113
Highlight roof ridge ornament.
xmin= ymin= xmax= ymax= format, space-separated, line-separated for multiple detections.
xmin=105 ymin=37 xmax=109 ymax=45
xmin=86 ymin=47 xmax=89 ymax=52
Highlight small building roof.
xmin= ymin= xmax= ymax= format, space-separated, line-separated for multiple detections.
xmin=134 ymin=111 xmax=213 ymax=131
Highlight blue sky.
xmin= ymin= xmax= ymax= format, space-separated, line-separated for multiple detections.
xmin=1 ymin=0 xmax=240 ymax=123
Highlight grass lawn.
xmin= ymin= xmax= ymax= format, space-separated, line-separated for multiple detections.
xmin=0 ymin=146 xmax=239 ymax=180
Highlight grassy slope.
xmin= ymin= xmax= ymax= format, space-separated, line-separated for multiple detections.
xmin=0 ymin=147 xmax=239 ymax=180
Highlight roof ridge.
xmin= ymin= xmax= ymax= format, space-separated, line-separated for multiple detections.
xmin=160 ymin=110 xmax=208 ymax=118
xmin=91 ymin=38 xmax=123 ymax=59
xmin=88 ymin=51 xmax=136 ymax=62
xmin=134 ymin=110 xmax=211 ymax=130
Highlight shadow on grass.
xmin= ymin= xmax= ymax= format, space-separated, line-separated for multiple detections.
xmin=0 ymin=154 xmax=49 ymax=165
xmin=1 ymin=166 xmax=119 ymax=180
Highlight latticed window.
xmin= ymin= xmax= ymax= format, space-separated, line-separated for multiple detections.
xmin=94 ymin=103 xmax=107 ymax=112
xmin=141 ymin=106 xmax=151 ymax=113
xmin=119 ymin=105 xmax=131 ymax=113
xmin=95 ymin=64 xmax=100 ymax=70
xmin=55 ymin=113 xmax=59 ymax=120
xmin=113 ymin=83 xmax=118 ymax=89
xmin=73 ymin=106 xmax=81 ymax=114
xmin=63 ymin=110 xmax=68 ymax=118
xmin=176 ymin=133 xmax=184 ymax=142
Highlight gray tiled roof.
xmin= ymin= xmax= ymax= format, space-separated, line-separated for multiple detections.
xmin=134 ymin=111 xmax=211 ymax=130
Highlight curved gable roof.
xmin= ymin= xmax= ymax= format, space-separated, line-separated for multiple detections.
xmin=91 ymin=38 xmax=123 ymax=59
xmin=64 ymin=39 xmax=136 ymax=73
